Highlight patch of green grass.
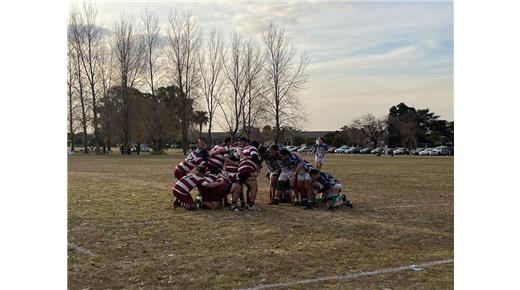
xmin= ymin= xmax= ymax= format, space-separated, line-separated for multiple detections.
xmin=68 ymin=153 xmax=453 ymax=289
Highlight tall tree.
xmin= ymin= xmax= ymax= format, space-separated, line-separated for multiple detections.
xmin=69 ymin=10 xmax=90 ymax=153
xmin=113 ymin=14 xmax=145 ymax=154
xmin=75 ymin=2 xmax=102 ymax=153
xmin=67 ymin=42 xmax=80 ymax=152
xmin=198 ymin=29 xmax=225 ymax=145
xmin=192 ymin=111 xmax=209 ymax=138
xmin=141 ymin=8 xmax=164 ymax=154
xmin=352 ymin=114 xmax=387 ymax=147
xmin=221 ymin=33 xmax=247 ymax=140
xmin=165 ymin=11 xmax=202 ymax=155
xmin=242 ymin=40 xmax=267 ymax=138
xmin=262 ymin=22 xmax=308 ymax=143
xmin=98 ymin=40 xmax=115 ymax=151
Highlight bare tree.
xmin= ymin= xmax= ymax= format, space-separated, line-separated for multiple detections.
xmin=113 ymin=14 xmax=145 ymax=154
xmin=262 ymin=22 xmax=308 ymax=143
xmin=198 ymin=29 xmax=225 ymax=145
xmin=98 ymin=40 xmax=115 ymax=151
xmin=352 ymin=114 xmax=387 ymax=148
xmin=67 ymin=42 xmax=81 ymax=152
xmin=141 ymin=8 xmax=164 ymax=154
xmin=242 ymin=40 xmax=267 ymax=138
xmin=69 ymin=9 xmax=90 ymax=153
xmin=76 ymin=2 xmax=103 ymax=153
xmin=165 ymin=10 xmax=202 ymax=154
xmin=220 ymin=33 xmax=247 ymax=140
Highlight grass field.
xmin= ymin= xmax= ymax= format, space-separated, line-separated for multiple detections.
xmin=68 ymin=152 xmax=453 ymax=289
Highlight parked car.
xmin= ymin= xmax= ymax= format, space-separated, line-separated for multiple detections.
xmin=292 ymin=147 xmax=303 ymax=152
xmin=419 ymin=148 xmax=434 ymax=155
xmin=327 ymin=146 xmax=337 ymax=153
xmin=393 ymin=148 xmax=410 ymax=155
xmin=371 ymin=147 xmax=384 ymax=154
xmin=345 ymin=147 xmax=361 ymax=154
xmin=359 ymin=147 xmax=372 ymax=154
xmin=131 ymin=144 xmax=151 ymax=153
xmin=431 ymin=146 xmax=449 ymax=156
xmin=297 ymin=146 xmax=313 ymax=153
xmin=411 ymin=147 xmax=425 ymax=155
xmin=284 ymin=145 xmax=298 ymax=152
xmin=384 ymin=147 xmax=396 ymax=155
xmin=335 ymin=145 xmax=349 ymax=154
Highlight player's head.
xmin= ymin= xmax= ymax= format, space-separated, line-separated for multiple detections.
xmin=196 ymin=165 xmax=207 ymax=175
xmin=251 ymin=140 xmax=259 ymax=149
xmin=197 ymin=137 xmax=208 ymax=149
xmin=310 ymin=169 xmax=320 ymax=181
xmin=269 ymin=144 xmax=279 ymax=156
xmin=319 ymin=137 xmax=325 ymax=144
xmin=279 ymin=148 xmax=291 ymax=161
xmin=258 ymin=146 xmax=268 ymax=158
xmin=224 ymin=137 xmax=232 ymax=146
xmin=238 ymin=136 xmax=248 ymax=146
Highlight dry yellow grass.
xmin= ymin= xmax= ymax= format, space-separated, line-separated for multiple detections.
xmin=68 ymin=152 xmax=453 ymax=289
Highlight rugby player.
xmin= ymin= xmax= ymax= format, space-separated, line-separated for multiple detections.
xmin=173 ymin=138 xmax=209 ymax=179
xmin=270 ymin=148 xmax=304 ymax=205
xmin=171 ymin=165 xmax=227 ymax=210
xmin=236 ymin=138 xmax=260 ymax=210
xmin=258 ymin=145 xmax=282 ymax=202
xmin=309 ymin=169 xmax=353 ymax=210
xmin=313 ymin=137 xmax=329 ymax=170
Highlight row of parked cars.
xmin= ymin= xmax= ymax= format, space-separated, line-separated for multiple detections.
xmin=329 ymin=145 xmax=453 ymax=156
xmin=282 ymin=144 xmax=453 ymax=156
xmin=284 ymin=145 xmax=314 ymax=153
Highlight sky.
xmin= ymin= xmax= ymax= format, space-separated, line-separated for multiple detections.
xmin=71 ymin=0 xmax=453 ymax=131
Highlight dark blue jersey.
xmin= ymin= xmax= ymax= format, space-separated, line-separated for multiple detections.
xmin=317 ymin=171 xmax=339 ymax=193
xmin=314 ymin=143 xmax=329 ymax=158
xmin=280 ymin=153 xmax=303 ymax=171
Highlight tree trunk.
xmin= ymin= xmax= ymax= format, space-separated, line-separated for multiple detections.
xmin=91 ymin=88 xmax=100 ymax=154
xmin=122 ymin=85 xmax=131 ymax=155
xmin=274 ymin=108 xmax=280 ymax=144
xmin=68 ymin=94 xmax=75 ymax=153
xmin=181 ymin=95 xmax=189 ymax=155
xmin=199 ymin=123 xmax=203 ymax=138
xmin=208 ymin=120 xmax=213 ymax=146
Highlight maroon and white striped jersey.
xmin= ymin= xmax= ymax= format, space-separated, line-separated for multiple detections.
xmin=172 ymin=174 xmax=209 ymax=197
xmin=174 ymin=151 xmax=206 ymax=177
xmin=207 ymin=144 xmax=227 ymax=170
xmin=238 ymin=158 xmax=258 ymax=174
xmin=203 ymin=174 xmax=220 ymax=183
xmin=238 ymin=145 xmax=259 ymax=174
xmin=224 ymin=163 xmax=238 ymax=174
xmin=241 ymin=145 xmax=258 ymax=158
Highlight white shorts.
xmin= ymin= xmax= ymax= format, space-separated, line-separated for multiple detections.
xmin=316 ymin=182 xmax=342 ymax=198
xmin=297 ymin=171 xmax=311 ymax=181
xmin=315 ymin=155 xmax=324 ymax=163
xmin=278 ymin=170 xmax=292 ymax=182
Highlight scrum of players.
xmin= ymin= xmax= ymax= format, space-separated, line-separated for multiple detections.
xmin=170 ymin=136 xmax=353 ymax=212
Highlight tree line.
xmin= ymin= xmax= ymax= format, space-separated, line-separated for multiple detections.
xmin=321 ymin=102 xmax=454 ymax=148
xmin=67 ymin=3 xmax=308 ymax=155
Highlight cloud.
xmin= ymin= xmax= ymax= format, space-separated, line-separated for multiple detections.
xmin=227 ymin=2 xmax=352 ymax=38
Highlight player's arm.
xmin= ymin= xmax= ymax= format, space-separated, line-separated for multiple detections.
xmin=292 ymin=160 xmax=304 ymax=176
xmin=209 ymin=146 xmax=227 ymax=156
xmin=224 ymin=155 xmax=239 ymax=166
xmin=237 ymin=147 xmax=245 ymax=158
xmin=202 ymin=179 xmax=226 ymax=188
